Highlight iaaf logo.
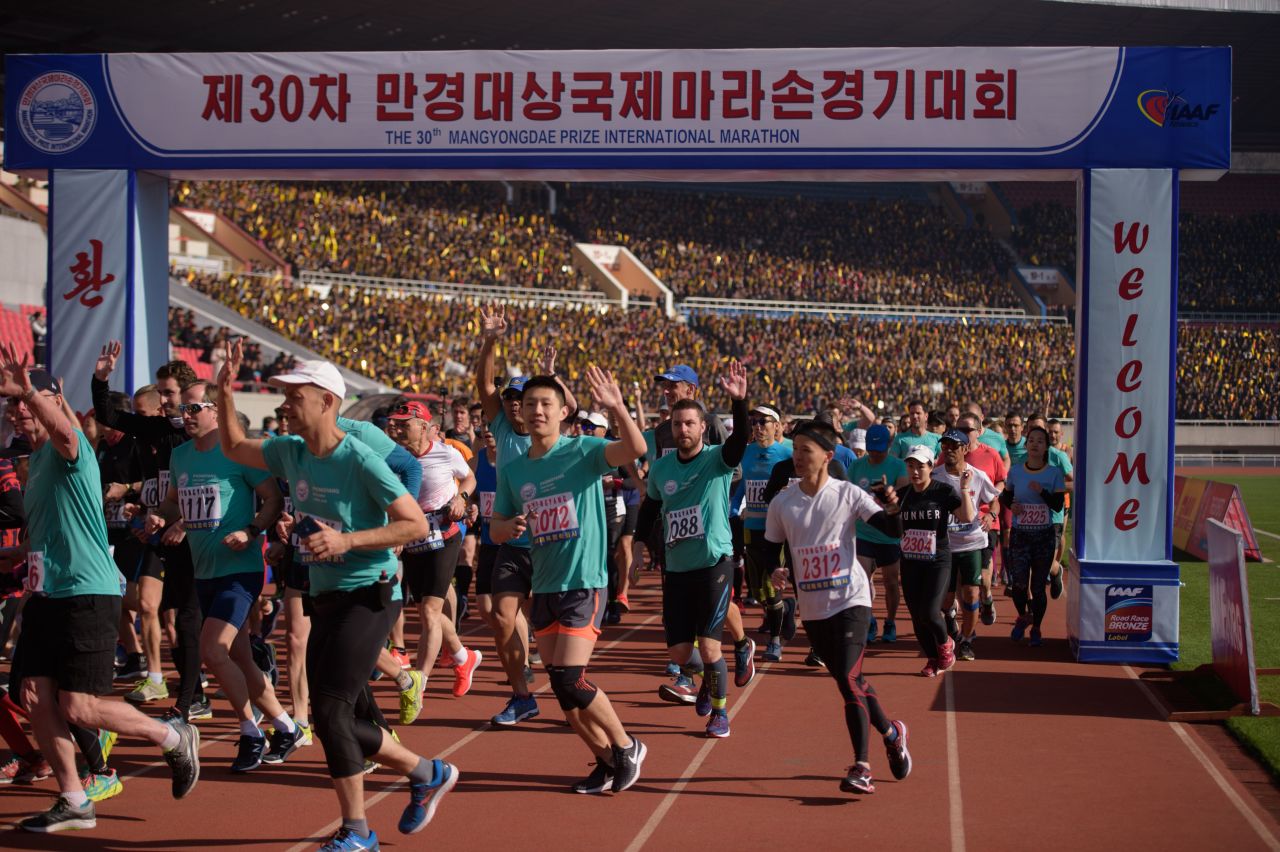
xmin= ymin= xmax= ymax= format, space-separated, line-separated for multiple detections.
xmin=1108 ymin=586 xmax=1147 ymax=597
xmin=1137 ymin=88 xmax=1221 ymax=128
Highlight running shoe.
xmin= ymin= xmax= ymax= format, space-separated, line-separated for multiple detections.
xmin=319 ymin=828 xmax=380 ymax=851
xmin=705 ymin=713 xmax=730 ymax=738
xmin=694 ymin=678 xmax=713 ymax=717
xmin=492 ymin=694 xmax=539 ymax=726
xmin=115 ymin=653 xmax=146 ymax=681
xmin=528 ymin=648 xmax=542 ymax=666
xmin=388 ymin=646 xmax=412 ymax=670
xmin=937 ymin=638 xmax=956 ymax=672
xmin=881 ymin=620 xmax=898 ymax=643
xmin=762 ymin=640 xmax=783 ymax=662
xmin=615 ymin=593 xmax=631 ymax=614
xmin=604 ymin=602 xmax=622 ymax=625
xmin=664 ymin=661 xmax=681 ymax=677
xmin=259 ymin=597 xmax=283 ymax=639
xmin=885 ymin=720 xmax=912 ymax=780
xmin=399 ymin=669 xmax=426 ymax=725
xmin=979 ymin=597 xmax=997 ymax=626
xmin=657 ymin=674 xmax=698 ymax=705
xmin=1050 ymin=569 xmax=1064 ymax=600
xmin=162 ymin=720 xmax=200 ymax=800
xmin=231 ymin=734 xmax=267 ymax=773
xmin=82 ymin=768 xmax=123 ymax=803
xmin=363 ymin=759 xmax=380 ymax=775
xmin=124 ymin=677 xmax=169 ymax=704
xmin=573 ymin=760 xmax=614 ymax=794
xmin=296 ymin=723 xmax=314 ymax=746
xmin=733 ymin=638 xmax=756 ymax=687
xmin=744 ymin=596 xmax=760 ymax=607
xmin=610 ymin=737 xmax=647 ymax=793
xmin=399 ymin=761 xmax=458 ymax=835
xmin=452 ymin=649 xmax=482 ymax=697
xmin=840 ymin=763 xmax=875 ymax=795
xmin=1010 ymin=615 xmax=1030 ymax=642
xmin=957 ymin=640 xmax=976 ymax=662
xmin=781 ymin=597 xmax=798 ymax=641
xmin=262 ymin=726 xmax=302 ymax=765
xmin=1 ymin=752 xmax=52 ymax=784
xmin=866 ymin=615 xmax=878 ymax=644
xmin=804 ymin=649 xmax=826 ymax=669
xmin=18 ymin=796 xmax=96 ymax=833
xmin=98 ymin=729 xmax=118 ymax=762
xmin=920 ymin=660 xmax=939 ymax=678
xmin=187 ymin=697 xmax=214 ymax=721
xmin=199 ymin=671 xmax=210 ymax=690
xmin=1029 ymin=628 xmax=1044 ymax=648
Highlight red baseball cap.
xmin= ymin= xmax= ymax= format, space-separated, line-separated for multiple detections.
xmin=388 ymin=400 xmax=432 ymax=421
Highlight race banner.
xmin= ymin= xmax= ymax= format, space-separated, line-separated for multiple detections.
xmin=1173 ymin=475 xmax=1263 ymax=562
xmin=1207 ymin=520 xmax=1260 ymax=715
xmin=48 ymin=170 xmax=129 ymax=412
xmin=5 ymin=47 xmax=1229 ymax=175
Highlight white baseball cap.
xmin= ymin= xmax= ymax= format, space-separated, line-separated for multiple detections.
xmin=267 ymin=360 xmax=347 ymax=399
xmin=905 ymin=444 xmax=936 ymax=466
xmin=583 ymin=411 xmax=609 ymax=429
xmin=848 ymin=428 xmax=867 ymax=450
xmin=750 ymin=405 xmax=781 ymax=422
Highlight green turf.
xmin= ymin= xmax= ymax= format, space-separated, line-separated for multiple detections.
xmin=1173 ymin=473 xmax=1280 ymax=776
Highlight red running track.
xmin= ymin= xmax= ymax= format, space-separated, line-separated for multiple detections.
xmin=3 ymin=576 xmax=1279 ymax=851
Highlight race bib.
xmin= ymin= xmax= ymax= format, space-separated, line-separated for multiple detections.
xmin=526 ymin=493 xmax=580 ymax=545
xmin=140 ymin=477 xmax=160 ymax=507
xmin=178 ymin=484 xmax=223 ymax=530
xmin=158 ymin=470 xmax=171 ymax=503
xmin=659 ymin=448 xmax=675 ymax=458
xmin=745 ymin=479 xmax=768 ymax=509
xmin=405 ymin=513 xmax=446 ymax=554
xmin=283 ymin=495 xmax=294 ymax=516
xmin=24 ymin=550 xmax=45 ymax=594
xmin=296 ymin=514 xmax=345 ymax=563
xmin=795 ymin=542 xmax=847 ymax=591
xmin=105 ymin=500 xmax=130 ymax=529
xmin=1014 ymin=502 xmax=1050 ymax=528
xmin=900 ymin=528 xmax=938 ymax=559
xmin=479 ymin=491 xmax=495 ymax=520
xmin=665 ymin=505 xmax=706 ymax=546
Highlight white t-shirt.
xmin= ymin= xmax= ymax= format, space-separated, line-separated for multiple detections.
xmin=932 ymin=466 xmax=1001 ymax=553
xmin=412 ymin=441 xmax=472 ymax=512
xmin=765 ymin=478 xmax=882 ymax=622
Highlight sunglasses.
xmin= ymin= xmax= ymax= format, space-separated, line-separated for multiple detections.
xmin=749 ymin=418 xmax=772 ymax=427
xmin=579 ymin=423 xmax=603 ymax=431
xmin=179 ymin=402 xmax=216 ymax=415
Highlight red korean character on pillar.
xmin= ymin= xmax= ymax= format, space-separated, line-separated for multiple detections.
xmin=974 ymin=69 xmax=1017 ymax=119
xmin=64 ymin=240 xmax=115 ymax=309
xmin=376 ymin=73 xmax=419 ymax=121
xmin=422 ymin=72 xmax=466 ymax=121
xmin=521 ymin=71 xmax=566 ymax=121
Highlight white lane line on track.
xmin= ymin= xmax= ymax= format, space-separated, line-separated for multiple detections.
xmin=288 ymin=610 xmax=665 ymax=852
xmin=623 ymin=659 xmax=774 ymax=852
xmin=945 ymin=672 xmax=966 ymax=852
xmin=1123 ymin=664 xmax=1280 ymax=852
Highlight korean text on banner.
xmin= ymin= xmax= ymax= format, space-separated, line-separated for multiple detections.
xmin=1206 ymin=519 xmax=1260 ymax=715
xmin=1081 ymin=169 xmax=1173 ymax=563
xmin=49 ymin=170 xmax=129 ymax=412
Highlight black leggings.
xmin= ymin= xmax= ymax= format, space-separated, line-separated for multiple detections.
xmin=308 ymin=588 xmax=398 ymax=778
xmin=158 ymin=544 xmax=205 ymax=713
xmin=1009 ymin=527 xmax=1056 ymax=628
xmin=804 ymin=606 xmax=890 ymax=765
xmin=900 ymin=557 xmax=951 ymax=661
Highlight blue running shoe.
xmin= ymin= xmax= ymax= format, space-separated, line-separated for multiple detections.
xmin=733 ymin=638 xmax=756 ymax=688
xmin=231 ymin=734 xmax=266 ymax=773
xmin=664 ymin=661 xmax=681 ymax=677
xmin=399 ymin=761 xmax=459 ymax=835
xmin=762 ymin=640 xmax=783 ymax=662
xmin=705 ymin=712 xmax=730 ymax=738
xmin=867 ymin=615 xmax=879 ymax=645
xmin=694 ymin=678 xmax=712 ymax=717
xmin=657 ymin=674 xmax=697 ymax=705
xmin=491 ymin=694 xmax=539 ymax=726
xmin=881 ymin=620 xmax=898 ymax=644
xmin=1011 ymin=615 xmax=1030 ymax=642
xmin=319 ymin=828 xmax=380 ymax=850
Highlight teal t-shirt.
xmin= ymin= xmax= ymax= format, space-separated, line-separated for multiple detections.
xmin=738 ymin=441 xmax=793 ymax=531
xmin=262 ymin=434 xmax=407 ymax=594
xmin=890 ymin=430 xmax=941 ymax=461
xmin=1048 ymin=446 xmax=1074 ymax=524
xmin=643 ymin=429 xmax=658 ymax=464
xmin=490 ymin=410 xmax=533 ymax=547
xmin=337 ymin=416 xmax=396 ymax=458
xmin=979 ymin=428 xmax=1009 ymax=459
xmin=1007 ymin=436 xmax=1027 ymax=466
xmin=170 ymin=441 xmax=271 ymax=580
xmin=847 ymin=454 xmax=908 ymax=545
xmin=24 ymin=431 xmax=120 ymax=599
xmin=494 ymin=435 xmax=613 ymax=593
xmin=647 ymin=444 xmax=736 ymax=572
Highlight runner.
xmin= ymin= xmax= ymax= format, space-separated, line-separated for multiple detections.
xmin=636 ymin=362 xmax=752 ymax=738
xmin=148 ymin=381 xmax=300 ymax=772
xmin=1000 ymin=426 xmax=1067 ymax=647
xmin=387 ymin=400 xmax=482 ymax=701
xmin=735 ymin=402 xmax=789 ymax=664
xmin=889 ymin=401 xmax=940 ymax=461
xmin=763 ymin=418 xmax=911 ymax=794
xmin=847 ymin=424 xmax=909 ymax=644
xmin=0 ymin=351 xmax=199 ymax=832
xmin=490 ymin=368 xmax=648 ymax=793
xmin=897 ymin=445 xmax=975 ymax=677
xmin=217 ymin=343 xmax=457 ymax=850
xmin=952 ymin=413 xmax=1008 ymax=630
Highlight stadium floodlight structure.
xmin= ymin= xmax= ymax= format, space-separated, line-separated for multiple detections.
xmin=3 ymin=46 xmax=1229 ymax=664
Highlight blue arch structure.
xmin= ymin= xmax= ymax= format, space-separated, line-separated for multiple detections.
xmin=4 ymin=46 xmax=1231 ymax=663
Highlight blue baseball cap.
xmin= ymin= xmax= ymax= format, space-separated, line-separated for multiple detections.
xmin=865 ymin=424 xmax=891 ymax=453
xmin=941 ymin=428 xmax=970 ymax=445
xmin=655 ymin=365 xmax=699 ymax=387
xmin=501 ymin=376 xmax=529 ymax=397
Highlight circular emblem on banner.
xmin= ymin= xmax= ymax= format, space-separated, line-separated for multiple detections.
xmin=520 ymin=483 xmax=538 ymax=502
xmin=17 ymin=72 xmax=98 ymax=154
xmin=663 ymin=479 xmax=678 ymax=496
xmin=295 ymin=479 xmax=310 ymax=502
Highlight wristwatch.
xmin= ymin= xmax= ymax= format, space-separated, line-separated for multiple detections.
xmin=244 ymin=523 xmax=263 ymax=539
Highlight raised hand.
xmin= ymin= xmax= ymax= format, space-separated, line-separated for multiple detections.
xmin=717 ymin=360 xmax=748 ymax=401
xmin=0 ymin=343 xmax=32 ymax=399
xmin=480 ymin=303 xmax=509 ymax=339
xmin=586 ymin=365 xmax=623 ymax=410
xmin=94 ymin=341 xmax=122 ymax=381
xmin=217 ymin=337 xmax=243 ymax=393
xmin=538 ymin=343 xmax=558 ymax=376
xmin=835 ymin=396 xmax=862 ymax=416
